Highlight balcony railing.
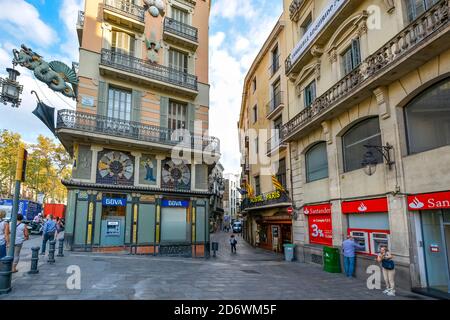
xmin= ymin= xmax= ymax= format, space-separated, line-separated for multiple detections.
xmin=100 ymin=49 xmax=198 ymax=91
xmin=77 ymin=11 xmax=85 ymax=27
xmin=266 ymin=134 xmax=286 ymax=156
xmin=282 ymin=0 xmax=449 ymax=141
xmin=241 ymin=190 xmax=290 ymax=211
xmin=56 ymin=109 xmax=220 ymax=153
xmin=104 ymin=0 xmax=145 ymax=23
xmin=266 ymin=91 xmax=284 ymax=116
xmin=164 ymin=17 xmax=198 ymax=43
xmin=269 ymin=55 xmax=281 ymax=77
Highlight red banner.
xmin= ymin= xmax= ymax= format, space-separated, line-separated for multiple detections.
xmin=303 ymin=203 xmax=331 ymax=215
xmin=308 ymin=214 xmax=333 ymax=246
xmin=342 ymin=197 xmax=388 ymax=214
xmin=408 ymin=191 xmax=450 ymax=211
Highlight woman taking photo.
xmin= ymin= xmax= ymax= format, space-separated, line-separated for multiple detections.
xmin=377 ymin=245 xmax=396 ymax=296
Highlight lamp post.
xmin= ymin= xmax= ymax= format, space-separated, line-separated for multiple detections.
xmin=0 ymin=67 xmax=23 ymax=108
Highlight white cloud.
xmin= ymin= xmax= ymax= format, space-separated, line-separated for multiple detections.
xmin=211 ymin=0 xmax=256 ymax=21
xmin=58 ymin=0 xmax=84 ymax=63
xmin=0 ymin=0 xmax=58 ymax=47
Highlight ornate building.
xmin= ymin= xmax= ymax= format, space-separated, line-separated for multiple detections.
xmin=57 ymin=0 xmax=219 ymax=257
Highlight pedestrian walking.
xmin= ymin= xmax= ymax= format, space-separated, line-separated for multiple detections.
xmin=41 ymin=214 xmax=56 ymax=255
xmin=12 ymin=214 xmax=29 ymax=273
xmin=0 ymin=210 xmax=10 ymax=259
xmin=377 ymin=245 xmax=396 ymax=296
xmin=55 ymin=217 xmax=65 ymax=241
xmin=342 ymin=235 xmax=365 ymax=277
xmin=230 ymin=234 xmax=237 ymax=253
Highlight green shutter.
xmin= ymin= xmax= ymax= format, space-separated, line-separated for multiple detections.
xmin=97 ymin=81 xmax=108 ymax=116
xmin=160 ymin=96 xmax=169 ymax=128
xmin=131 ymin=89 xmax=141 ymax=122
xmin=188 ymin=103 xmax=195 ymax=134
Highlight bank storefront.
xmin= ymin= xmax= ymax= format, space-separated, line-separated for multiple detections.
xmin=408 ymin=191 xmax=450 ymax=296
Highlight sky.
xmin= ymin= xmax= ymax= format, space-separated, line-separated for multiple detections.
xmin=0 ymin=0 xmax=282 ymax=175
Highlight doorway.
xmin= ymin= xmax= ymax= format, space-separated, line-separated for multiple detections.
xmin=100 ymin=194 xmax=127 ymax=247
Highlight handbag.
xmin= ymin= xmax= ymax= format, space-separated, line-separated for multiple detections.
xmin=381 ymin=258 xmax=395 ymax=270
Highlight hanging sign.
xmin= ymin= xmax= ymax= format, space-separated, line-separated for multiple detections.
xmin=407 ymin=191 xmax=450 ymax=211
xmin=342 ymin=198 xmax=388 ymax=214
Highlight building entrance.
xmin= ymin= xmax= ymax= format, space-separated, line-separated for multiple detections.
xmin=100 ymin=193 xmax=127 ymax=247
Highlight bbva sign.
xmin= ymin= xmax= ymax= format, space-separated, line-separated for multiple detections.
xmin=102 ymin=197 xmax=127 ymax=206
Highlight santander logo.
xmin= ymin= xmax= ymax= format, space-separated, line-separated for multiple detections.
xmin=357 ymin=202 xmax=367 ymax=212
xmin=409 ymin=197 xmax=425 ymax=209
xmin=303 ymin=208 xmax=310 ymax=215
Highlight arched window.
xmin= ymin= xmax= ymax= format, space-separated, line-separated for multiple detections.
xmin=306 ymin=142 xmax=328 ymax=182
xmin=405 ymin=78 xmax=450 ymax=154
xmin=342 ymin=117 xmax=382 ymax=172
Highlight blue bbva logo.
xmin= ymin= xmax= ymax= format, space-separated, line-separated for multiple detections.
xmin=162 ymin=200 xmax=189 ymax=207
xmin=102 ymin=198 xmax=127 ymax=206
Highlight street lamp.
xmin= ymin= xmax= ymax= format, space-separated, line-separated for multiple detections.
xmin=361 ymin=143 xmax=395 ymax=176
xmin=0 ymin=67 xmax=23 ymax=108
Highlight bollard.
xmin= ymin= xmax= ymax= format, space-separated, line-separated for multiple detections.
xmin=57 ymin=238 xmax=64 ymax=257
xmin=48 ymin=240 xmax=56 ymax=264
xmin=28 ymin=247 xmax=40 ymax=274
xmin=0 ymin=256 xmax=13 ymax=294
xmin=212 ymin=242 xmax=219 ymax=258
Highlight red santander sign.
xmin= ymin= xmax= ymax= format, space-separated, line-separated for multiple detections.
xmin=408 ymin=191 xmax=450 ymax=211
xmin=303 ymin=203 xmax=331 ymax=215
xmin=304 ymin=204 xmax=333 ymax=246
xmin=342 ymin=198 xmax=388 ymax=214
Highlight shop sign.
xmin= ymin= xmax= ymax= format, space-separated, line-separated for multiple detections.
xmin=290 ymin=0 xmax=347 ymax=64
xmin=161 ymin=200 xmax=189 ymax=208
xmin=303 ymin=203 xmax=331 ymax=215
xmin=407 ymin=191 xmax=450 ymax=211
xmin=308 ymin=214 xmax=333 ymax=246
xmin=102 ymin=197 xmax=127 ymax=207
xmin=342 ymin=198 xmax=388 ymax=214
xmin=250 ymin=190 xmax=281 ymax=203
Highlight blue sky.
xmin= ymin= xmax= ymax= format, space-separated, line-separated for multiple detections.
xmin=0 ymin=0 xmax=282 ymax=174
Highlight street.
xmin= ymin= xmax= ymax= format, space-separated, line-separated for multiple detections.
xmin=0 ymin=232 xmax=430 ymax=300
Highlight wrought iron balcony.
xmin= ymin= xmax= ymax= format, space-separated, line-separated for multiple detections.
xmin=164 ymin=17 xmax=198 ymax=43
xmin=241 ymin=190 xmax=291 ymax=211
xmin=282 ymin=0 xmax=450 ymax=142
xmin=266 ymin=134 xmax=287 ymax=156
xmin=100 ymin=49 xmax=198 ymax=92
xmin=269 ymin=55 xmax=281 ymax=77
xmin=56 ymin=109 xmax=220 ymax=153
xmin=103 ymin=0 xmax=145 ymax=23
xmin=266 ymin=91 xmax=284 ymax=118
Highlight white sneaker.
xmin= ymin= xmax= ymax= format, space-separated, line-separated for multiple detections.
xmin=382 ymin=289 xmax=390 ymax=294
xmin=387 ymin=290 xmax=396 ymax=297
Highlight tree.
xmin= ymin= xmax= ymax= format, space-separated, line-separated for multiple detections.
xmin=0 ymin=130 xmax=25 ymax=197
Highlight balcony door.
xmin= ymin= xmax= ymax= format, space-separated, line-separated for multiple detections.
xmin=271 ymin=80 xmax=281 ymax=111
xmin=168 ymin=100 xmax=187 ymax=141
xmin=172 ymin=6 xmax=189 ymax=24
xmin=111 ymin=30 xmax=135 ymax=66
xmin=105 ymin=87 xmax=132 ymax=134
xmin=169 ymin=49 xmax=188 ymax=84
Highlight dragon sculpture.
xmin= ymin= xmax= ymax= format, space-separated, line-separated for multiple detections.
xmin=12 ymin=44 xmax=78 ymax=100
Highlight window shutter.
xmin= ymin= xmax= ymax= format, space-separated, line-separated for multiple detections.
xmin=131 ymin=90 xmax=141 ymax=122
xmin=187 ymin=103 xmax=196 ymax=134
xmin=311 ymin=81 xmax=316 ymax=102
xmin=160 ymin=96 xmax=169 ymax=141
xmin=97 ymin=81 xmax=108 ymax=116
xmin=352 ymin=38 xmax=361 ymax=67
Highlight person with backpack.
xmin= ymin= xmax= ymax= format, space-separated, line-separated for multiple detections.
xmin=377 ymin=245 xmax=396 ymax=296
xmin=0 ymin=210 xmax=10 ymax=259
xmin=230 ymin=234 xmax=237 ymax=254
xmin=12 ymin=214 xmax=29 ymax=273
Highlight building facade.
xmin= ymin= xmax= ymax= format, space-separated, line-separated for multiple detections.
xmin=222 ymin=173 xmax=240 ymax=221
xmin=56 ymin=0 xmax=220 ymax=257
xmin=281 ymin=0 xmax=450 ymax=296
xmin=238 ymin=17 xmax=294 ymax=253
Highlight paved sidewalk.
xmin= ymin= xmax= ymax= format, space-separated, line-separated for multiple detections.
xmin=0 ymin=232 xmax=431 ymax=300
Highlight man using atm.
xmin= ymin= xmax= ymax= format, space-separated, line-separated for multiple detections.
xmin=342 ymin=235 xmax=365 ymax=278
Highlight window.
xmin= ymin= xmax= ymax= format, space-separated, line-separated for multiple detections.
xmin=272 ymin=79 xmax=282 ymax=110
xmin=253 ymin=105 xmax=258 ymax=123
xmin=271 ymin=45 xmax=280 ymax=75
xmin=405 ymin=0 xmax=439 ymax=22
xmin=405 ymin=78 xmax=450 ymax=154
xmin=301 ymin=14 xmax=313 ymax=35
xmin=107 ymin=87 xmax=132 ymax=121
xmin=254 ymin=176 xmax=261 ymax=195
xmin=342 ymin=117 xmax=383 ymax=172
xmin=304 ymin=81 xmax=316 ymax=108
xmin=306 ymin=142 xmax=329 ymax=182
xmin=112 ymin=30 xmax=135 ymax=56
xmin=168 ymin=100 xmax=187 ymax=131
xmin=252 ymin=78 xmax=257 ymax=93
xmin=169 ymin=49 xmax=188 ymax=72
xmin=342 ymin=38 xmax=361 ymax=75
xmin=276 ymin=158 xmax=287 ymax=190
xmin=172 ymin=6 xmax=189 ymax=24
xmin=254 ymin=137 xmax=259 ymax=154
xmin=272 ymin=116 xmax=283 ymax=148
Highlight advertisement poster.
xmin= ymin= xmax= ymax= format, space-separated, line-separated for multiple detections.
xmin=304 ymin=204 xmax=333 ymax=246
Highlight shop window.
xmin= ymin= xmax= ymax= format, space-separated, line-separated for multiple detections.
xmin=305 ymin=142 xmax=328 ymax=182
xmin=405 ymin=0 xmax=439 ymax=22
xmin=405 ymin=78 xmax=450 ymax=155
xmin=341 ymin=38 xmax=361 ymax=76
xmin=304 ymin=80 xmax=316 ymax=108
xmin=342 ymin=117 xmax=383 ymax=172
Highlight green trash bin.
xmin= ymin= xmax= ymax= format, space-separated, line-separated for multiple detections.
xmin=323 ymin=246 xmax=341 ymax=273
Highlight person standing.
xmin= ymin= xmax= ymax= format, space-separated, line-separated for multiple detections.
xmin=55 ymin=217 xmax=65 ymax=241
xmin=41 ymin=214 xmax=56 ymax=255
xmin=0 ymin=210 xmax=10 ymax=259
xmin=342 ymin=235 xmax=365 ymax=278
xmin=230 ymin=234 xmax=237 ymax=254
xmin=377 ymin=245 xmax=396 ymax=296
xmin=12 ymin=214 xmax=29 ymax=273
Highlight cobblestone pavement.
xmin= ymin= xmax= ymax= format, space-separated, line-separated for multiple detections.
xmin=0 ymin=232 xmax=431 ymax=300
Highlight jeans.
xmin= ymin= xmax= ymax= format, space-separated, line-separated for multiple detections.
xmin=344 ymin=256 xmax=356 ymax=277
xmin=231 ymin=244 xmax=236 ymax=253
xmin=41 ymin=232 xmax=55 ymax=254
xmin=0 ymin=243 xmax=6 ymax=259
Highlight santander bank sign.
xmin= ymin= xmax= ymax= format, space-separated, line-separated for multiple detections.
xmin=408 ymin=191 xmax=450 ymax=211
